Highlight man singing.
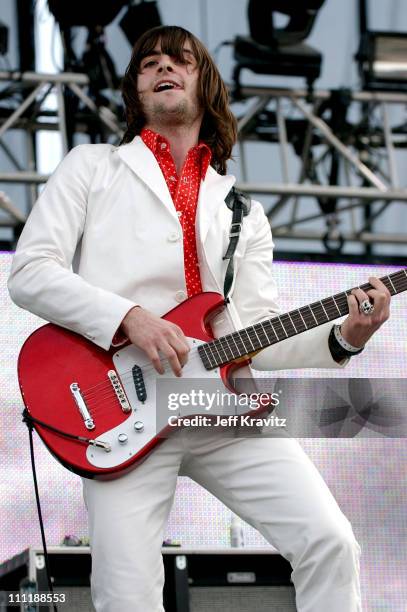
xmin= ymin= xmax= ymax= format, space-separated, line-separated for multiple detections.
xmin=8 ymin=25 xmax=390 ymax=611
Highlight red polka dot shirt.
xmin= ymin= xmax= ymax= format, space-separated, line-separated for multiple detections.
xmin=141 ymin=127 xmax=212 ymax=298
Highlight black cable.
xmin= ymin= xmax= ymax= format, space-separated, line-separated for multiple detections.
xmin=22 ymin=409 xmax=95 ymax=444
xmin=26 ymin=420 xmax=58 ymax=612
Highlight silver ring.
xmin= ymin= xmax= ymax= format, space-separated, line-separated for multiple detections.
xmin=359 ymin=299 xmax=375 ymax=316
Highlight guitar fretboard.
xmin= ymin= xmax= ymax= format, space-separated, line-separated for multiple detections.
xmin=198 ymin=268 xmax=407 ymax=371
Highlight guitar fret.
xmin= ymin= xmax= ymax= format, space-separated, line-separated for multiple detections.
xmin=230 ymin=333 xmax=241 ymax=357
xmin=297 ymin=308 xmax=308 ymax=330
xmin=332 ymin=295 xmax=342 ymax=316
xmin=307 ymin=305 xmax=318 ymax=326
xmin=256 ymin=322 xmax=270 ymax=346
xmin=234 ymin=332 xmax=249 ymax=357
xmin=216 ymin=340 xmax=230 ymax=363
xmin=273 ymin=320 xmax=287 ymax=341
xmin=278 ymin=317 xmax=289 ymax=338
xmin=323 ymin=298 xmax=337 ymax=318
xmin=261 ymin=320 xmax=278 ymax=344
xmin=387 ymin=275 xmax=396 ymax=294
xmin=290 ymin=310 xmax=307 ymax=332
xmin=334 ymin=292 xmax=349 ymax=315
xmin=399 ymin=272 xmax=407 ymax=289
xmin=230 ymin=338 xmax=241 ymax=358
xmin=201 ymin=343 xmax=215 ymax=369
xmin=251 ymin=325 xmax=262 ymax=347
xmin=393 ymin=271 xmax=407 ymax=293
xmin=211 ymin=341 xmax=224 ymax=365
xmin=197 ymin=268 xmax=407 ymax=371
xmin=210 ymin=345 xmax=221 ymax=367
xmin=280 ymin=313 xmax=296 ymax=336
xmin=231 ymin=331 xmax=250 ymax=357
xmin=299 ymin=308 xmax=314 ymax=328
xmin=318 ymin=301 xmax=330 ymax=321
xmin=243 ymin=328 xmax=256 ymax=352
xmin=287 ymin=312 xmax=298 ymax=333
xmin=268 ymin=319 xmax=283 ymax=342
xmin=220 ymin=337 xmax=235 ymax=362
xmin=272 ymin=318 xmax=287 ymax=340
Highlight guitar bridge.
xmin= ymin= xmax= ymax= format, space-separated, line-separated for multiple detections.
xmin=108 ymin=370 xmax=131 ymax=412
xmin=70 ymin=382 xmax=95 ymax=430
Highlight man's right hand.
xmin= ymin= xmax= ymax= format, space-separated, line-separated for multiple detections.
xmin=120 ymin=306 xmax=190 ymax=377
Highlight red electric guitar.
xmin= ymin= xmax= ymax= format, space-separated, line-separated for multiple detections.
xmin=18 ymin=270 xmax=407 ymax=479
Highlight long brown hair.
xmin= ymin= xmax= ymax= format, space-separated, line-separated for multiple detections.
xmin=120 ymin=25 xmax=237 ymax=175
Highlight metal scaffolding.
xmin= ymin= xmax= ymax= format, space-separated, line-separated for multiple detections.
xmin=232 ymin=85 xmax=407 ymax=251
xmin=0 ymin=71 xmax=406 ymax=253
xmin=0 ymin=70 xmax=123 ymax=228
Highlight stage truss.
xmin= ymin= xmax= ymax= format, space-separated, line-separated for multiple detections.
xmin=0 ymin=71 xmax=406 ymax=253
xmin=232 ymin=85 xmax=407 ymax=252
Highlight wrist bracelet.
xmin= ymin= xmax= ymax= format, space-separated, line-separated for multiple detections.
xmin=333 ymin=324 xmax=364 ymax=354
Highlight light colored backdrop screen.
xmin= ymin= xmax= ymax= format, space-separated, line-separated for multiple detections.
xmin=1 ymin=256 xmax=406 ymax=611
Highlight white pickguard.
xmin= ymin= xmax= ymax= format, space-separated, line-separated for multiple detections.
xmin=86 ymin=337 xmax=252 ymax=469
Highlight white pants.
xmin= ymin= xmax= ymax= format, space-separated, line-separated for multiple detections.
xmin=82 ymin=429 xmax=361 ymax=612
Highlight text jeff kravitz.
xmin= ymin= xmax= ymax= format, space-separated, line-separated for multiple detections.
xmin=167 ymin=414 xmax=287 ymax=427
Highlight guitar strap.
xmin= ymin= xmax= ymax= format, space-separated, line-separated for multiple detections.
xmin=223 ymin=186 xmax=252 ymax=299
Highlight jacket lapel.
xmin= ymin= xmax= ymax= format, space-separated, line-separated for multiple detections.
xmin=197 ymin=167 xmax=236 ymax=244
xmin=117 ymin=136 xmax=236 ymax=237
xmin=117 ymin=136 xmax=177 ymax=220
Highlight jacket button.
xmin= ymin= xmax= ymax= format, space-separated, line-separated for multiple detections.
xmin=175 ymin=290 xmax=187 ymax=303
xmin=168 ymin=232 xmax=180 ymax=242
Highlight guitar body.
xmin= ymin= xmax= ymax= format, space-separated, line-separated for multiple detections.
xmin=18 ymin=268 xmax=407 ymax=480
xmin=18 ymin=292 xmax=251 ymax=480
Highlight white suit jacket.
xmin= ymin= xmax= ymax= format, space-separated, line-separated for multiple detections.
xmin=8 ymin=136 xmax=343 ymax=371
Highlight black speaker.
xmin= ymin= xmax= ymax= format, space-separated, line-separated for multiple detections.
xmin=0 ymin=547 xmax=296 ymax=611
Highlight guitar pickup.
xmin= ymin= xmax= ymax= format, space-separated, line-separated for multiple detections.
xmin=108 ymin=370 xmax=131 ymax=412
xmin=132 ymin=365 xmax=147 ymax=403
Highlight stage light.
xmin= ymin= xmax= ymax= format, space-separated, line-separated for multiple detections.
xmin=356 ymin=0 xmax=407 ymax=92
xmin=119 ymin=1 xmax=162 ymax=48
xmin=0 ymin=20 xmax=8 ymax=56
xmin=247 ymin=0 xmax=325 ymax=47
xmin=47 ymin=0 xmax=128 ymax=90
xmin=233 ymin=0 xmax=326 ymax=94
xmin=47 ymin=0 xmax=127 ymax=28
xmin=357 ymin=32 xmax=407 ymax=91
xmin=46 ymin=0 xmax=129 ymax=145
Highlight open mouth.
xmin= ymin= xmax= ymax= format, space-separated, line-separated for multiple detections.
xmin=153 ymin=81 xmax=182 ymax=93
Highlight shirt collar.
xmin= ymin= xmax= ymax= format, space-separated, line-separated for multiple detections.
xmin=141 ymin=127 xmax=212 ymax=179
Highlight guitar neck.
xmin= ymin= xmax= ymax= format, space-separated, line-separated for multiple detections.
xmin=198 ymin=268 xmax=407 ymax=370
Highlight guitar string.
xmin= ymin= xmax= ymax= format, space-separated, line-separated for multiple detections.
xmin=164 ymin=273 xmax=406 ymax=362
xmin=78 ymin=300 xmax=407 ymax=416
xmin=81 ymin=324 xmax=266 ymax=402
xmin=80 ymin=273 xmax=407 ymax=399
xmin=80 ymin=345 xmax=203 ymax=395
xmin=79 ymin=300 xmax=382 ymax=402
xmin=84 ymin=370 xmax=254 ymax=419
xmin=81 ymin=348 xmax=205 ymax=400
xmin=81 ymin=297 xmax=327 ymax=398
xmin=81 ymin=277 xmax=407 ymax=402
xmin=84 ymin=368 xmax=231 ymax=419
xmin=83 ymin=366 xmax=205 ymax=418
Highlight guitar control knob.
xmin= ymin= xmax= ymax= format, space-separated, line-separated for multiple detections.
xmin=118 ymin=433 xmax=128 ymax=445
xmin=134 ymin=421 xmax=144 ymax=433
